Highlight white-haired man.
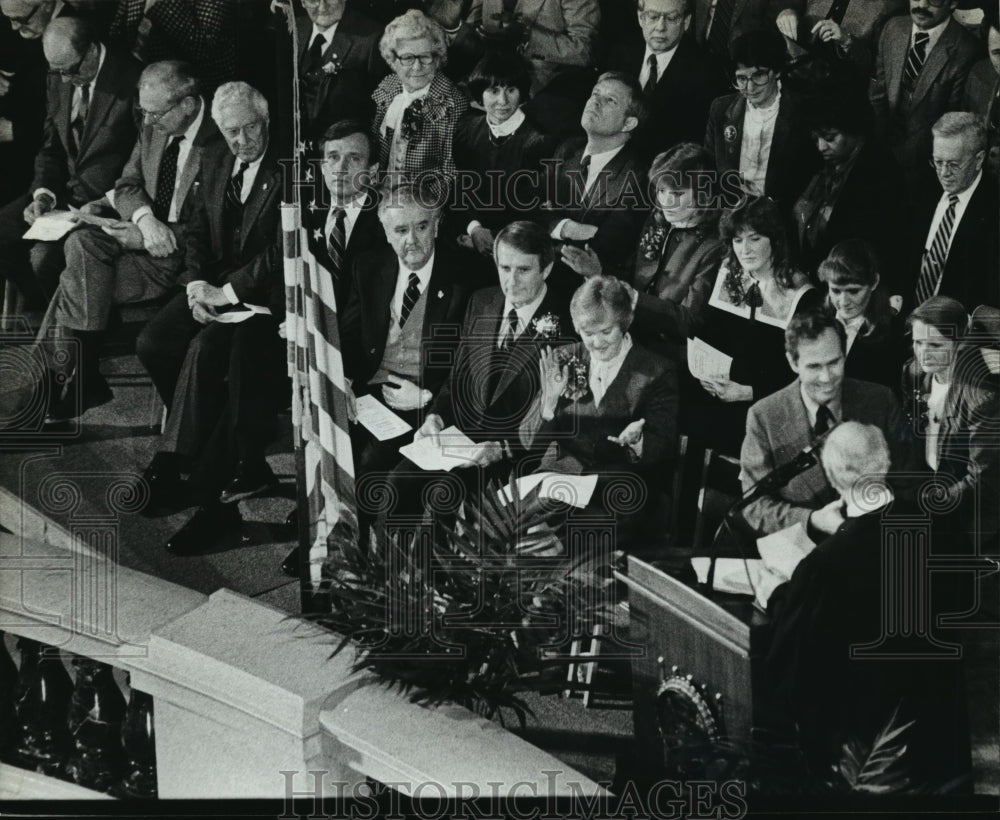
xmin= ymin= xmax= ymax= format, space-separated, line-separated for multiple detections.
xmin=43 ymin=60 xmax=221 ymax=422
xmin=135 ymin=81 xmax=285 ymax=554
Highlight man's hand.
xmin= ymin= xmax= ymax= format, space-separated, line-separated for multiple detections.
xmin=137 ymin=213 xmax=177 ymax=257
xmin=469 ymin=225 xmax=495 ymax=256
xmin=191 ymin=301 xmax=217 ymax=324
xmin=808 ymin=498 xmax=846 ymax=536
xmin=346 ymin=389 xmax=357 ymax=423
xmin=700 ymin=377 xmax=753 ymax=403
xmin=538 ymin=346 xmax=567 ymax=419
xmin=560 ymin=243 xmax=602 ymax=277
xmin=776 ymin=9 xmax=799 ymax=40
xmin=560 ymin=220 xmax=599 ymax=243
xmin=278 ymin=319 xmax=288 ymax=340
xmin=23 ymin=193 xmax=55 ymax=225
xmin=811 ymin=18 xmax=845 ymax=44
xmin=414 ymin=413 xmax=445 ymax=447
xmin=608 ymin=418 xmax=645 ymax=452
xmin=78 ymin=199 xmax=107 ymax=216
xmin=0 ymin=70 xmax=13 ymax=97
xmin=101 ymin=222 xmax=144 ymax=249
xmin=382 ymin=377 xmax=432 ymax=411
xmin=187 ymin=283 xmax=230 ymax=309
xmin=455 ymin=440 xmax=503 ymax=469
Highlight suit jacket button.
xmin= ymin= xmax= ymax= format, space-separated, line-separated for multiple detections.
xmin=369 ymin=348 xmax=376 ymax=354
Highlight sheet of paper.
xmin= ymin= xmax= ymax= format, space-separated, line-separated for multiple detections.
xmin=354 ymin=394 xmax=413 ymax=442
xmin=501 ymin=472 xmax=598 ymax=509
xmin=211 ymin=303 xmax=273 ymax=324
xmin=757 ymin=521 xmax=814 ymax=580
xmin=399 ymin=426 xmax=479 ymax=470
xmin=690 ymin=557 xmax=765 ymax=597
xmin=687 ymin=337 xmax=733 ymax=381
xmin=23 ymin=211 xmax=78 ymax=242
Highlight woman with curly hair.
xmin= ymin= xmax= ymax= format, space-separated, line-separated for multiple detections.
xmin=372 ymin=9 xmax=468 ymax=191
xmin=684 ymin=196 xmax=819 ymax=454
xmin=817 ymin=239 xmax=907 ymax=393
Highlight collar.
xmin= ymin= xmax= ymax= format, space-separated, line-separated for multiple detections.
xmin=837 ymin=312 xmax=866 ymax=334
xmin=643 ymin=43 xmax=679 ymax=70
xmin=400 ymin=82 xmax=432 ymax=106
xmin=232 ymin=150 xmax=264 ymax=178
xmin=502 ymin=284 xmax=547 ymax=332
xmin=488 ymin=107 xmax=525 ymax=138
xmin=590 ymin=333 xmax=633 ymax=377
xmin=310 ymin=20 xmax=340 ymax=46
xmin=82 ymin=42 xmax=106 ymax=91
xmin=911 ymin=16 xmax=950 ymax=53
xmin=179 ymin=97 xmax=205 ymax=144
xmin=945 ymin=170 xmax=983 ymax=206
xmin=798 ymin=380 xmax=842 ymax=427
xmin=398 ymin=252 xmax=435 ymax=287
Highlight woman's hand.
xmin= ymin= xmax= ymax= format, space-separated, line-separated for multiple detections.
xmin=538 ymin=346 xmax=567 ymax=419
xmin=560 ymin=244 xmax=602 ymax=278
xmin=700 ymin=377 xmax=753 ymax=403
xmin=608 ymin=418 xmax=645 ymax=457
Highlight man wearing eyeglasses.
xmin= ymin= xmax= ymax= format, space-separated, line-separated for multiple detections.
xmin=1 ymin=0 xmax=59 ymax=40
xmin=910 ymin=111 xmax=998 ymax=311
xmin=0 ymin=16 xmax=138 ymax=311
xmin=870 ymin=0 xmax=980 ymax=193
xmin=41 ymin=59 xmax=222 ymax=423
xmin=604 ymin=0 xmax=725 ymax=163
xmin=704 ymin=28 xmax=818 ymax=208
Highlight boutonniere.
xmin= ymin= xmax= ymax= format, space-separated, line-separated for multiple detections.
xmin=723 ymin=125 xmax=738 ymax=144
xmin=530 ymin=313 xmax=560 ymax=339
xmin=321 ymin=55 xmax=343 ymax=75
xmin=554 ymin=348 xmax=590 ymax=401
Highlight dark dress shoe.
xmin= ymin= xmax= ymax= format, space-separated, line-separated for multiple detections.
xmin=165 ymin=503 xmax=242 ymax=556
xmin=44 ymin=372 xmax=113 ymax=424
xmin=139 ymin=453 xmax=190 ymax=517
xmin=280 ymin=546 xmax=301 ymax=578
xmin=219 ymin=460 xmax=279 ymax=504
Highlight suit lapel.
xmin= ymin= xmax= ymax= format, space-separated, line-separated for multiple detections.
xmin=724 ymin=96 xmax=745 ymax=160
xmin=887 ymin=23 xmax=907 ymax=105
xmin=911 ymin=21 xmax=956 ymax=107
xmin=489 ymin=290 xmax=555 ymax=402
xmin=422 ymin=250 xmax=453 ymax=337
xmin=146 ymin=130 xmax=167 ymax=201
xmin=173 ymin=109 xmax=213 ymax=212
xmin=79 ymin=59 xmax=117 ymax=156
xmin=240 ymin=161 xmax=277 ymax=253
xmin=582 ymin=147 xmax=630 ymax=214
xmin=209 ymin=151 xmax=234 ymax=250
xmin=56 ymin=82 xmax=73 ymax=158
xmin=766 ymin=97 xmax=794 ymax=190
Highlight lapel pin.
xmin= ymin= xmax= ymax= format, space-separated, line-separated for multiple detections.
xmin=437 ymin=290 xmax=444 ymax=299
xmin=723 ymin=125 xmax=738 ymax=143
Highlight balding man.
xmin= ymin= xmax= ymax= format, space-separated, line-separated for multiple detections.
xmin=0 ymin=17 xmax=139 ymax=309
xmin=42 ymin=60 xmax=223 ymax=423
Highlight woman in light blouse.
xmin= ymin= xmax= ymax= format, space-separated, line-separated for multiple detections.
xmin=817 ymin=239 xmax=907 ymax=393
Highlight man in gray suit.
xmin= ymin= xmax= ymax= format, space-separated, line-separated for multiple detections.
xmin=44 ymin=60 xmax=221 ymax=422
xmin=870 ymin=0 xmax=981 ymax=191
xmin=740 ymin=309 xmax=912 ymax=538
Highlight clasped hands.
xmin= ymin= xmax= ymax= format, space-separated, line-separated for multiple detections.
xmin=186 ymin=281 xmax=231 ymax=324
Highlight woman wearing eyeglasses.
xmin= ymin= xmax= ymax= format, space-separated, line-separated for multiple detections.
xmin=372 ymin=9 xmax=468 ymax=193
xmin=704 ymin=28 xmax=818 ymax=209
xmin=901 ymin=296 xmax=1000 ymax=545
xmin=683 ymin=196 xmax=819 ymax=455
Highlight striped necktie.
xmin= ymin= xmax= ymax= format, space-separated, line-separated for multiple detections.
xmin=499 ymin=308 xmax=518 ymax=350
xmin=399 ymin=272 xmax=421 ymax=328
xmin=915 ymin=193 xmax=960 ymax=305
xmin=326 ymin=208 xmax=346 ymax=278
xmin=901 ymin=32 xmax=930 ymax=97
xmin=227 ymin=160 xmax=250 ymax=210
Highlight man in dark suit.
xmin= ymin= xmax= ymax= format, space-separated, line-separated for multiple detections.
xmin=604 ymin=0 xmax=726 ymax=162
xmin=546 ymin=71 xmax=649 ymax=292
xmin=911 ymin=111 xmax=999 ymax=311
xmin=291 ymin=0 xmax=387 ymax=142
xmin=870 ymin=0 xmax=981 ymax=192
xmin=692 ymin=0 xmax=783 ymax=65
xmin=134 ymin=81 xmax=285 ymax=554
xmin=705 ymin=28 xmax=819 ymax=209
xmin=740 ymin=309 xmax=912 ymax=538
xmin=0 ymin=17 xmax=140 ymax=309
xmin=380 ymin=220 xmax=570 ymax=525
xmin=43 ymin=60 xmax=222 ymax=422
xmin=962 ymin=9 xmax=998 ymax=179
xmin=339 ymin=179 xmax=475 ymax=530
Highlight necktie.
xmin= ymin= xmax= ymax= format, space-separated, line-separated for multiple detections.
xmin=707 ymin=0 xmax=736 ymax=57
xmin=901 ymin=32 xmax=930 ymax=97
xmin=327 ymin=208 xmax=346 ymax=277
xmin=227 ymin=160 xmax=250 ymax=210
xmin=644 ymin=54 xmax=658 ymax=95
xmin=399 ymin=272 xmax=421 ymax=328
xmin=916 ymin=193 xmax=960 ymax=305
xmin=580 ymin=153 xmax=592 ymax=194
xmin=303 ymin=33 xmax=325 ymax=74
xmin=70 ymin=84 xmax=90 ymax=156
xmin=814 ymin=403 xmax=833 ymax=437
xmin=826 ymin=0 xmax=851 ymax=26
xmin=500 ymin=308 xmax=518 ymax=350
xmin=152 ymin=135 xmax=184 ymax=222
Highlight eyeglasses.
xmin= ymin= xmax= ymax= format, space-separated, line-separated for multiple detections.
xmin=6 ymin=3 xmax=42 ymax=27
xmin=929 ymin=154 xmax=979 ymax=173
xmin=922 ymin=0 xmax=951 ymax=7
xmin=48 ymin=46 xmax=89 ymax=78
xmin=393 ymin=52 xmax=437 ymax=67
xmin=140 ymin=98 xmax=183 ymax=123
xmin=638 ymin=10 xmax=686 ymax=25
xmin=733 ymin=69 xmax=773 ymax=89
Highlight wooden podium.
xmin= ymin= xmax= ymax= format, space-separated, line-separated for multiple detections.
xmin=617 ymin=556 xmax=768 ymax=776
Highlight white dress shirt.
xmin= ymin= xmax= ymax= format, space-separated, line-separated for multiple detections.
xmin=925 ymin=375 xmax=949 ymax=471
xmin=589 ymin=333 xmax=633 ymax=408
xmin=839 ymin=313 xmax=866 ymax=355
xmin=799 ymin=381 xmax=842 ymax=430
xmin=923 ymin=172 xmax=982 ymax=273
xmin=309 ymin=20 xmax=340 ymax=52
xmin=326 ymin=193 xmax=367 ymax=248
xmin=498 ymin=285 xmax=547 ymax=348
xmin=488 ymin=107 xmax=525 ymax=138
xmin=552 ymin=144 xmax=625 ymax=240
xmin=638 ymin=44 xmax=678 ymax=89
xmin=740 ymin=86 xmax=781 ymax=196
xmin=386 ymin=253 xmax=435 ymax=344
xmin=909 ymin=16 xmax=950 ymax=62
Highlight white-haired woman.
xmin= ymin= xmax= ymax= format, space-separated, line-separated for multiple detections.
xmin=372 ymin=9 xmax=468 ymax=188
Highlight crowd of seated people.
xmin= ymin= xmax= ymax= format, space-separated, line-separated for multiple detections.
xmin=1 ymin=0 xmax=998 ymax=789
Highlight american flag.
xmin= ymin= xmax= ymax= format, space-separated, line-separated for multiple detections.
xmin=277 ymin=0 xmax=357 ymax=585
